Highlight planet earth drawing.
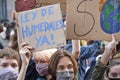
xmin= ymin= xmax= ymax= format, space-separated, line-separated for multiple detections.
xmin=100 ymin=0 xmax=120 ymax=34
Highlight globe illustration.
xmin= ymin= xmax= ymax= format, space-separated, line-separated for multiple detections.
xmin=100 ymin=0 xmax=120 ymax=34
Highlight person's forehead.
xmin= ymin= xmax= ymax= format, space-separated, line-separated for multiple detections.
xmin=57 ymin=56 xmax=73 ymax=66
xmin=110 ymin=65 xmax=120 ymax=73
xmin=33 ymin=53 xmax=44 ymax=60
xmin=33 ymin=51 xmax=50 ymax=59
xmin=0 ymin=57 xmax=18 ymax=64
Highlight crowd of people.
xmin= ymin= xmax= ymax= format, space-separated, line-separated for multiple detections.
xmin=0 ymin=3 xmax=120 ymax=80
xmin=0 ymin=17 xmax=120 ymax=80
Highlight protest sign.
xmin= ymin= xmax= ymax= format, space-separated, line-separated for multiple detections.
xmin=15 ymin=0 xmax=66 ymax=13
xmin=17 ymin=4 xmax=66 ymax=52
xmin=66 ymin=0 xmax=120 ymax=41
xmin=36 ymin=0 xmax=66 ymax=13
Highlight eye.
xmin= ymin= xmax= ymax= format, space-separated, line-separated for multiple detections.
xmin=1 ymin=63 xmax=8 ymax=68
xmin=40 ymin=60 xmax=46 ymax=63
xmin=68 ymin=64 xmax=73 ymax=69
xmin=57 ymin=66 xmax=65 ymax=70
xmin=60 ymin=66 xmax=64 ymax=70
xmin=111 ymin=73 xmax=118 ymax=78
xmin=11 ymin=63 xmax=18 ymax=68
xmin=34 ymin=59 xmax=46 ymax=64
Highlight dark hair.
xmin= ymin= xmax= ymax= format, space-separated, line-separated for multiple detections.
xmin=10 ymin=21 xmax=16 ymax=28
xmin=48 ymin=50 xmax=78 ymax=80
xmin=106 ymin=59 xmax=120 ymax=77
xmin=0 ymin=48 xmax=20 ymax=67
xmin=87 ymin=40 xmax=94 ymax=45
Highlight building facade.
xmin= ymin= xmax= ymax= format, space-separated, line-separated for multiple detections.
xmin=0 ymin=0 xmax=15 ymax=20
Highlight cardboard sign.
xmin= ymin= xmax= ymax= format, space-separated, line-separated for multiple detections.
xmin=66 ymin=0 xmax=120 ymax=41
xmin=36 ymin=0 xmax=66 ymax=13
xmin=17 ymin=4 xmax=66 ymax=52
xmin=15 ymin=0 xmax=66 ymax=13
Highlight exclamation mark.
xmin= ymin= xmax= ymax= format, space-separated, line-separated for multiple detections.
xmin=51 ymin=34 xmax=56 ymax=45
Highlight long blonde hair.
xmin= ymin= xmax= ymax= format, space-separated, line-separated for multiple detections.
xmin=33 ymin=49 xmax=57 ymax=63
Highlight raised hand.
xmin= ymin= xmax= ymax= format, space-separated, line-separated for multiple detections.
xmin=19 ymin=43 xmax=34 ymax=65
xmin=105 ymin=35 xmax=116 ymax=50
xmin=101 ymin=35 xmax=117 ymax=65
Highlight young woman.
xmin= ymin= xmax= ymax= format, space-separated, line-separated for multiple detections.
xmin=48 ymin=50 xmax=78 ymax=80
xmin=17 ymin=43 xmax=57 ymax=80
xmin=17 ymin=40 xmax=80 ymax=80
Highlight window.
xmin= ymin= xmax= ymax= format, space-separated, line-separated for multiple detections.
xmin=0 ymin=0 xmax=7 ymax=20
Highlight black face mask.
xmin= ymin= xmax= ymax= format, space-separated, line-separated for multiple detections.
xmin=109 ymin=78 xmax=120 ymax=80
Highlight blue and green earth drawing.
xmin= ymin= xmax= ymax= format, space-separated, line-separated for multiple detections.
xmin=100 ymin=0 xmax=120 ymax=34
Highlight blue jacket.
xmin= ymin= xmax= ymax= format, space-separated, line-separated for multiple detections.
xmin=64 ymin=41 xmax=101 ymax=80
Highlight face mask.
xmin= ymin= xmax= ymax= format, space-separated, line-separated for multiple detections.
xmin=109 ymin=78 xmax=120 ymax=80
xmin=56 ymin=71 xmax=74 ymax=80
xmin=36 ymin=63 xmax=48 ymax=76
xmin=0 ymin=67 xmax=18 ymax=80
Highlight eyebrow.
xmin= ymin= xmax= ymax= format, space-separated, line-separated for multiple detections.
xmin=11 ymin=63 xmax=18 ymax=65
xmin=111 ymin=73 xmax=117 ymax=75
xmin=58 ymin=63 xmax=73 ymax=67
xmin=58 ymin=65 xmax=64 ymax=67
xmin=68 ymin=64 xmax=73 ymax=66
xmin=0 ymin=63 xmax=8 ymax=66
xmin=1 ymin=63 xmax=8 ymax=65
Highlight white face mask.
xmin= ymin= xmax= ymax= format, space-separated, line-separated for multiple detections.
xmin=0 ymin=67 xmax=18 ymax=80
xmin=56 ymin=71 xmax=74 ymax=80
